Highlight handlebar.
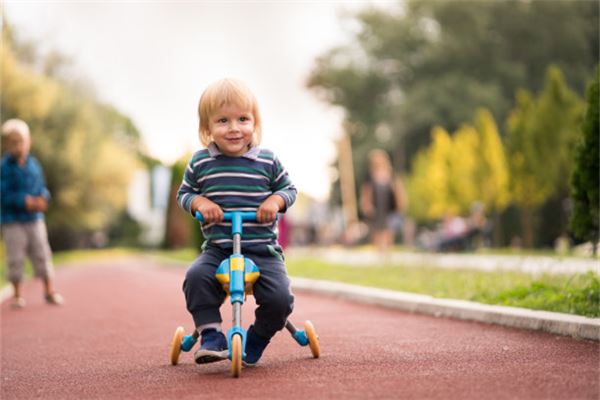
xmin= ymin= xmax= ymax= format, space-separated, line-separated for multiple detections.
xmin=194 ymin=211 xmax=277 ymax=236
xmin=194 ymin=211 xmax=258 ymax=223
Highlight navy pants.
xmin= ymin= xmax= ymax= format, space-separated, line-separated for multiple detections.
xmin=183 ymin=245 xmax=294 ymax=339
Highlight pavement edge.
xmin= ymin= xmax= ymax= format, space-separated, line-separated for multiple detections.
xmin=290 ymin=277 xmax=600 ymax=341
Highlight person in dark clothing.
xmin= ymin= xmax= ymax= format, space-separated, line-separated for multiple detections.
xmin=360 ymin=149 xmax=406 ymax=253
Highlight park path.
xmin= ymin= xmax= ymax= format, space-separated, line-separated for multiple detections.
xmin=1 ymin=258 xmax=598 ymax=399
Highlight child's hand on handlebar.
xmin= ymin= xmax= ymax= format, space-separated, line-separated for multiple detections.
xmin=192 ymin=196 xmax=223 ymax=223
xmin=257 ymin=195 xmax=284 ymax=223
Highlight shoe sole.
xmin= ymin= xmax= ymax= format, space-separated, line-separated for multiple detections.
xmin=194 ymin=350 xmax=228 ymax=364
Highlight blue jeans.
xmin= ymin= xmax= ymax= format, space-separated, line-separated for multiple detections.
xmin=182 ymin=245 xmax=294 ymax=339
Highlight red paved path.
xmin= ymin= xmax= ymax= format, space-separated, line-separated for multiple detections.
xmin=1 ymin=258 xmax=598 ymax=399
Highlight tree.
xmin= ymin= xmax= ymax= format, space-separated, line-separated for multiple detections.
xmin=506 ymin=66 xmax=584 ymax=247
xmin=1 ymin=19 xmax=143 ymax=249
xmin=472 ymin=109 xmax=510 ymax=244
xmin=164 ymin=156 xmax=203 ymax=251
xmin=407 ymin=108 xmax=509 ymax=228
xmin=570 ymin=67 xmax=599 ymax=254
xmin=473 ymin=109 xmax=510 ymax=213
xmin=307 ymin=1 xmax=598 ymax=245
xmin=447 ymin=124 xmax=479 ymax=213
xmin=407 ymin=126 xmax=454 ymax=220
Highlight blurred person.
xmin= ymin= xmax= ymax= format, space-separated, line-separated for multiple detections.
xmin=360 ymin=149 xmax=406 ymax=253
xmin=177 ymin=79 xmax=297 ymax=366
xmin=463 ymin=201 xmax=490 ymax=249
xmin=1 ymin=119 xmax=64 ymax=309
xmin=437 ymin=213 xmax=468 ymax=252
xmin=436 ymin=203 xmax=490 ymax=252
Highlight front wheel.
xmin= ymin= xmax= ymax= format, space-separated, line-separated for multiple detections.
xmin=169 ymin=326 xmax=185 ymax=365
xmin=231 ymin=334 xmax=243 ymax=378
xmin=304 ymin=320 xmax=320 ymax=358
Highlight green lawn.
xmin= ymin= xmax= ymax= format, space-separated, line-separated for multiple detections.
xmin=285 ymin=258 xmax=599 ymax=318
xmin=1 ymin=246 xmax=597 ymax=317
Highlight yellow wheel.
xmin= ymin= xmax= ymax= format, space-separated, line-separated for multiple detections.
xmin=169 ymin=326 xmax=185 ymax=365
xmin=231 ymin=334 xmax=243 ymax=378
xmin=304 ymin=320 xmax=320 ymax=358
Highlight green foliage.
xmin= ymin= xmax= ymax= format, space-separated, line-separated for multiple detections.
xmin=107 ymin=211 xmax=143 ymax=247
xmin=284 ymin=257 xmax=599 ymax=317
xmin=308 ymin=0 xmax=598 ymax=170
xmin=163 ymin=156 xmax=204 ymax=250
xmin=475 ymin=272 xmax=599 ymax=317
xmin=307 ymin=1 xmax=598 ymax=243
xmin=1 ymin=20 xmax=144 ymax=249
xmin=570 ymin=66 xmax=600 ymax=250
xmin=506 ymin=66 xmax=585 ymax=246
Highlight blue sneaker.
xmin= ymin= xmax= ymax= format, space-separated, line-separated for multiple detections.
xmin=194 ymin=329 xmax=228 ymax=364
xmin=243 ymin=325 xmax=270 ymax=367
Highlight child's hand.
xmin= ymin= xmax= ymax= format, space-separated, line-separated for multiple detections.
xmin=25 ymin=196 xmax=48 ymax=212
xmin=24 ymin=195 xmax=37 ymax=212
xmin=192 ymin=196 xmax=223 ymax=223
xmin=35 ymin=197 xmax=48 ymax=212
xmin=257 ymin=195 xmax=284 ymax=223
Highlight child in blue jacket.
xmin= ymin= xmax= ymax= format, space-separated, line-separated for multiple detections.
xmin=1 ymin=119 xmax=63 ymax=308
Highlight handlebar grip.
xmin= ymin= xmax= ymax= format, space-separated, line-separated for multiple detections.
xmin=195 ymin=211 xmax=259 ymax=223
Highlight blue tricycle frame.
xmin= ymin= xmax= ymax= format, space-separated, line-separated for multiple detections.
xmin=169 ymin=211 xmax=320 ymax=377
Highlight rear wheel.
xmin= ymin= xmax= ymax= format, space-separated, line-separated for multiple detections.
xmin=304 ymin=321 xmax=320 ymax=358
xmin=231 ymin=334 xmax=243 ymax=378
xmin=169 ymin=326 xmax=185 ymax=365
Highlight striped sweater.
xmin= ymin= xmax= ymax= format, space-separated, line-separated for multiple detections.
xmin=177 ymin=143 xmax=297 ymax=251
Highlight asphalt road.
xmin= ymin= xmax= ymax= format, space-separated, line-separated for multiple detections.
xmin=1 ymin=258 xmax=598 ymax=399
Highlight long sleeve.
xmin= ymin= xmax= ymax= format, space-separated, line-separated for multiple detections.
xmin=0 ymin=167 xmax=26 ymax=210
xmin=270 ymin=155 xmax=297 ymax=212
xmin=176 ymin=157 xmax=200 ymax=215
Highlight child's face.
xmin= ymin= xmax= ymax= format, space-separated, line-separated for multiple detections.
xmin=209 ymin=103 xmax=255 ymax=157
xmin=4 ymin=132 xmax=30 ymax=161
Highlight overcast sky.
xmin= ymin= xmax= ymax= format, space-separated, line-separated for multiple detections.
xmin=4 ymin=1 xmax=393 ymax=200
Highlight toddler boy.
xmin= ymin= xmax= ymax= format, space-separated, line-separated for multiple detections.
xmin=1 ymin=119 xmax=63 ymax=308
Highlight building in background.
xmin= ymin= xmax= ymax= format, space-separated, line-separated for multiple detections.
xmin=127 ymin=165 xmax=171 ymax=246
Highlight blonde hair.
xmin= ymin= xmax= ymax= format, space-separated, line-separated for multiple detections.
xmin=2 ymin=118 xmax=30 ymax=140
xmin=368 ymin=148 xmax=392 ymax=174
xmin=198 ymin=79 xmax=262 ymax=147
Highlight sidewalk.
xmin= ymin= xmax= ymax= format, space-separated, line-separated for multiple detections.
xmin=288 ymin=247 xmax=599 ymax=275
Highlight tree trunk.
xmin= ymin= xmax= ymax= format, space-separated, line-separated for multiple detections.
xmin=521 ymin=206 xmax=534 ymax=248
xmin=492 ymin=209 xmax=502 ymax=247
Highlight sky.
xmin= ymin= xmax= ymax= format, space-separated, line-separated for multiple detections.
xmin=4 ymin=1 xmax=393 ymax=201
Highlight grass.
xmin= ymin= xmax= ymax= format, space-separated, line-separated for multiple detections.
xmin=285 ymin=258 xmax=599 ymax=318
xmin=1 ymin=246 xmax=597 ymax=317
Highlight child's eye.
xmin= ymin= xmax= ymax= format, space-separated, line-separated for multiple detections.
xmin=240 ymin=116 xmax=250 ymax=122
xmin=217 ymin=118 xmax=227 ymax=123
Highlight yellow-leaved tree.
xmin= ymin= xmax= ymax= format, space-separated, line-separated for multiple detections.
xmin=408 ymin=108 xmax=510 ymax=246
xmin=1 ymin=19 xmax=143 ymax=248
